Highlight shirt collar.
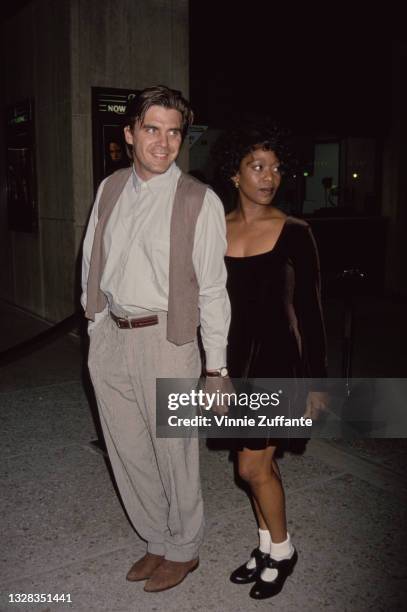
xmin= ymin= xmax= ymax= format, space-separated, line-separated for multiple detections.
xmin=132 ymin=162 xmax=180 ymax=193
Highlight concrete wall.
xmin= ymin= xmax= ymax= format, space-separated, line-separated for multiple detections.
xmin=1 ymin=0 xmax=189 ymax=321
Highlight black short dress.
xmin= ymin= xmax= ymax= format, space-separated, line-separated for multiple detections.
xmin=225 ymin=217 xmax=327 ymax=450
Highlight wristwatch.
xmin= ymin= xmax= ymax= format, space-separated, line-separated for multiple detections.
xmin=206 ymin=367 xmax=229 ymax=377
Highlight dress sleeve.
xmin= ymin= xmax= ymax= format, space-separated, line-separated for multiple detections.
xmin=291 ymin=223 xmax=328 ymax=378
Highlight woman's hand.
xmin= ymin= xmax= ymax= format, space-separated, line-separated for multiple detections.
xmin=203 ymin=375 xmax=235 ymax=415
xmin=303 ymin=391 xmax=329 ymax=421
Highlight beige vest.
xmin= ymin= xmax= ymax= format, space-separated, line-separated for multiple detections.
xmin=85 ymin=167 xmax=207 ymax=345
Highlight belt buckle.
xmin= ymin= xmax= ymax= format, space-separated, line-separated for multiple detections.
xmin=118 ymin=318 xmax=130 ymax=329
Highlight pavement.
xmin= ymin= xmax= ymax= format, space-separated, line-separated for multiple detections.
xmin=1 ymin=298 xmax=407 ymax=612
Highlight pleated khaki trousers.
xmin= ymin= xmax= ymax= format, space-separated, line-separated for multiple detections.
xmin=88 ymin=313 xmax=203 ymax=562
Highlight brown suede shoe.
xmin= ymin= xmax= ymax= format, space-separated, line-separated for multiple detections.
xmin=144 ymin=558 xmax=199 ymax=592
xmin=126 ymin=552 xmax=165 ymax=581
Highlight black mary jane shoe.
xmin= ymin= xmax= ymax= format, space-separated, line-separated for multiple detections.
xmin=249 ymin=549 xmax=298 ymax=599
xmin=230 ymin=548 xmax=270 ymax=584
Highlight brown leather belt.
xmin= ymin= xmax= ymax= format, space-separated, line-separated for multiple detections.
xmin=110 ymin=312 xmax=159 ymax=329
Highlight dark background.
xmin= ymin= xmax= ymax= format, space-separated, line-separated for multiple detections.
xmin=190 ymin=3 xmax=404 ymax=137
xmin=4 ymin=2 xmax=405 ymax=139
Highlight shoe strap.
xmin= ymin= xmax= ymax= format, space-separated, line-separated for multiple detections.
xmin=251 ymin=548 xmax=269 ymax=566
xmin=266 ymin=555 xmax=291 ymax=569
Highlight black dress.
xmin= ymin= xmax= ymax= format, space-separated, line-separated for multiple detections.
xmin=225 ymin=217 xmax=327 ymax=449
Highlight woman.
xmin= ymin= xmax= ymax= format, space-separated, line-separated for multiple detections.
xmin=214 ymin=123 xmax=327 ymax=600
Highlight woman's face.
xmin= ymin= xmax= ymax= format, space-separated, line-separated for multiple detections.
xmin=233 ymin=147 xmax=282 ymax=206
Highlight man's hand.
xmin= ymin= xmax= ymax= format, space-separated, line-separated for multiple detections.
xmin=203 ymin=375 xmax=235 ymax=416
xmin=303 ymin=391 xmax=330 ymax=421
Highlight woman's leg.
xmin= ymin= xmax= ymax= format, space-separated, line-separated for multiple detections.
xmin=238 ymin=446 xmax=287 ymax=543
xmin=233 ymin=445 xmax=298 ymax=598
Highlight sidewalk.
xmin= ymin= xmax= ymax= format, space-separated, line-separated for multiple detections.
xmin=1 ymin=300 xmax=406 ymax=611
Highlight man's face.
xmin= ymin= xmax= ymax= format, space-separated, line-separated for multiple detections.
xmin=124 ymin=105 xmax=183 ymax=181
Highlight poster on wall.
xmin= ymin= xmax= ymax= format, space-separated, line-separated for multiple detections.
xmin=5 ymin=100 xmax=38 ymax=232
xmin=91 ymin=87 xmax=140 ymax=193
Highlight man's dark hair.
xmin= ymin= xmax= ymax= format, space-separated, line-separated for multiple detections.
xmin=125 ymin=85 xmax=193 ymax=144
xmin=212 ymin=121 xmax=295 ymax=182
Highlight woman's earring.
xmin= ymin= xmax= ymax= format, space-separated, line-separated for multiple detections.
xmin=234 ymin=180 xmax=240 ymax=189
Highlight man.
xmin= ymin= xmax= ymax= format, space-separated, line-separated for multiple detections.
xmin=81 ymin=86 xmax=230 ymax=592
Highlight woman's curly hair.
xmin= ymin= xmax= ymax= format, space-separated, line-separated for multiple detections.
xmin=212 ymin=120 xmax=296 ymax=183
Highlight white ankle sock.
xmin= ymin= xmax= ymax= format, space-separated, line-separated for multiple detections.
xmin=259 ymin=528 xmax=271 ymax=553
xmin=270 ymin=533 xmax=294 ymax=561
xmin=261 ymin=534 xmax=294 ymax=582
xmin=246 ymin=529 xmax=271 ymax=569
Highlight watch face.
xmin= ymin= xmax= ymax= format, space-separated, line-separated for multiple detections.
xmin=220 ymin=367 xmax=228 ymax=377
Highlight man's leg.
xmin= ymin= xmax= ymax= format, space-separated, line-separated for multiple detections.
xmin=127 ymin=315 xmax=204 ymax=563
xmin=88 ymin=316 xmax=169 ymax=555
